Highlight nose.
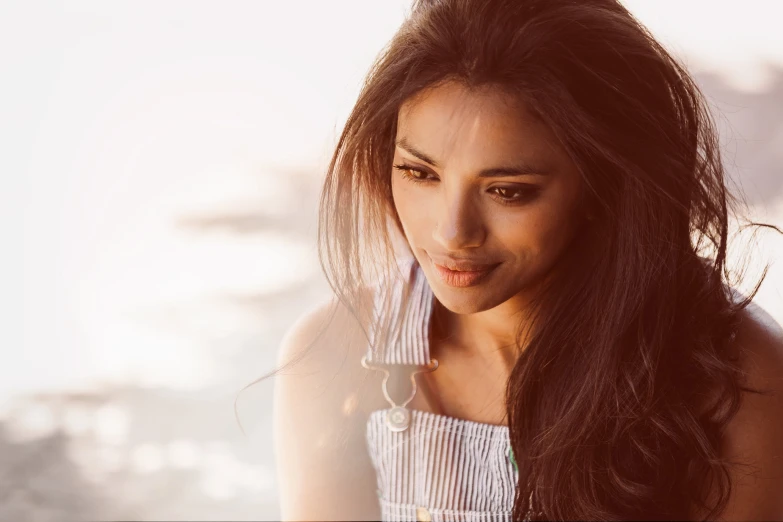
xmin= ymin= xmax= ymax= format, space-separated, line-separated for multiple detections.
xmin=431 ymin=190 xmax=485 ymax=250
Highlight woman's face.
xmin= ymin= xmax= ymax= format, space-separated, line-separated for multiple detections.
xmin=391 ymin=80 xmax=587 ymax=315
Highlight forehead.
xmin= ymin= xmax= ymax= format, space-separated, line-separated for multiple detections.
xmin=396 ymin=81 xmax=562 ymax=164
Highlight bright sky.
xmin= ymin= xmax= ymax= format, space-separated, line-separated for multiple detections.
xmin=3 ymin=1 xmax=782 ymax=396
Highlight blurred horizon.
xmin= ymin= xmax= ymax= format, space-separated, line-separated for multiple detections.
xmin=4 ymin=1 xmax=783 ymax=520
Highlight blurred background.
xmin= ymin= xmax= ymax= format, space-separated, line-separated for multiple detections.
xmin=4 ymin=0 xmax=782 ymax=519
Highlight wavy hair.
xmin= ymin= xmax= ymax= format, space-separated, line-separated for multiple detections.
xmin=286 ymin=0 xmax=781 ymax=519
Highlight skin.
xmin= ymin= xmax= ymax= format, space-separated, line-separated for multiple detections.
xmin=391 ymin=79 xmax=587 ymax=367
xmin=389 ymin=79 xmax=591 ymax=426
xmin=275 ymin=79 xmax=783 ymax=521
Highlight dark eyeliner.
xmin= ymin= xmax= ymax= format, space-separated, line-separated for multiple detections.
xmin=393 ymin=163 xmax=432 ymax=183
xmin=491 ymin=185 xmax=541 ymax=205
xmin=393 ymin=162 xmax=540 ymax=205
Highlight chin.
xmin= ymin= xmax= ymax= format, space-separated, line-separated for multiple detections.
xmin=438 ymin=298 xmax=490 ymax=316
xmin=426 ymin=280 xmax=505 ymax=315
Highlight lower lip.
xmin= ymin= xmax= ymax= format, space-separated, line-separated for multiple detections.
xmin=431 ymin=259 xmax=499 ymax=288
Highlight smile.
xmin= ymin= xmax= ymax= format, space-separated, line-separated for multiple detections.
xmin=430 ymin=257 xmax=500 ymax=288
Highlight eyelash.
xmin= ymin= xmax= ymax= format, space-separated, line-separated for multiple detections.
xmin=392 ymin=164 xmax=540 ymax=206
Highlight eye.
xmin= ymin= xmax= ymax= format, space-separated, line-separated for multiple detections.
xmin=393 ymin=164 xmax=434 ymax=183
xmin=393 ymin=162 xmax=541 ymax=206
xmin=490 ymin=185 xmax=541 ymax=205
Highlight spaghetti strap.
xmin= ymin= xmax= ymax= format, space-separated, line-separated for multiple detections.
xmin=364 ymin=257 xmax=436 ymax=366
xmin=362 ymin=258 xmax=532 ymax=520
xmin=362 ymin=257 xmax=439 ymax=431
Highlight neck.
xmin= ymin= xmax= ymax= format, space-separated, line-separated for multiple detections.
xmin=431 ymin=298 xmax=532 ymax=372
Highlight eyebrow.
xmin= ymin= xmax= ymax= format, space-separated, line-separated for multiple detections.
xmin=395 ymin=137 xmax=551 ymax=178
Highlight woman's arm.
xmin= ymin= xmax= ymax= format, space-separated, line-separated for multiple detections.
xmin=273 ymin=297 xmax=381 ymax=522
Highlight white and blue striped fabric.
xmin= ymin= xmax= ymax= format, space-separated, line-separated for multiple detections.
xmin=363 ymin=258 xmax=531 ymax=522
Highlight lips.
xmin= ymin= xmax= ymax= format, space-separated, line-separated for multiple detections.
xmin=431 ymin=259 xmax=499 ymax=288
xmin=428 ymin=255 xmax=498 ymax=272
xmin=426 ymin=253 xmax=501 ymax=288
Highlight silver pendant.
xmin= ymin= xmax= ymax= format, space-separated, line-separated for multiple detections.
xmin=386 ymin=406 xmax=411 ymax=432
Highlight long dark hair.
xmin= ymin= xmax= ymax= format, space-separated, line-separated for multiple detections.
xmin=264 ymin=0 xmax=783 ymax=519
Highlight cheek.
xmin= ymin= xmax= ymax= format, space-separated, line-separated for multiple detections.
xmin=391 ymin=177 xmax=421 ymax=235
xmin=496 ymin=190 xmax=582 ymax=257
xmin=391 ymin=177 xmax=406 ymax=217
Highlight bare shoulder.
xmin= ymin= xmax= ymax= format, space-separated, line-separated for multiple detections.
xmin=275 ymin=289 xmax=373 ymax=375
xmin=273 ymin=287 xmax=382 ymax=521
xmin=733 ymin=300 xmax=783 ymax=389
xmin=716 ymin=300 xmax=783 ymax=521
xmin=274 ymin=289 xmax=382 ymax=419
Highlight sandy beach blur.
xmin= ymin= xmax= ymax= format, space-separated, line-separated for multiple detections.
xmin=5 ymin=1 xmax=782 ymax=520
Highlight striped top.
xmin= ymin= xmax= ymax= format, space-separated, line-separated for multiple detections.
xmin=363 ymin=258 xmax=528 ymax=522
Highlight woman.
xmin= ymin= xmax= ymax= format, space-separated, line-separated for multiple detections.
xmin=272 ymin=0 xmax=783 ymax=519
